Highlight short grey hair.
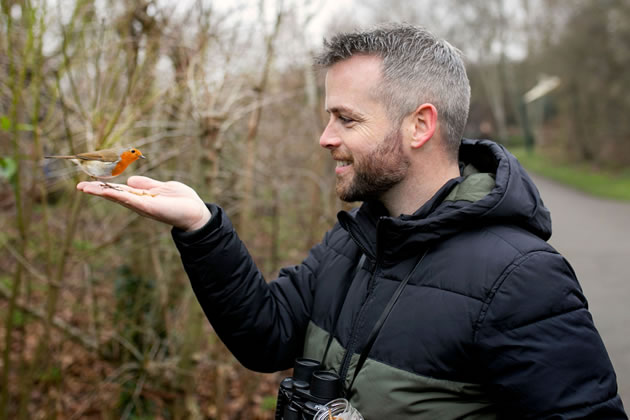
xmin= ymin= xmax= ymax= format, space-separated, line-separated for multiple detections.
xmin=315 ymin=23 xmax=470 ymax=159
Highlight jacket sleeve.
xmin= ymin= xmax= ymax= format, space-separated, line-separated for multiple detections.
xmin=171 ymin=204 xmax=327 ymax=373
xmin=475 ymin=249 xmax=627 ymax=419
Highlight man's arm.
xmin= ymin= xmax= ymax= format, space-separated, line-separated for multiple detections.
xmin=171 ymin=203 xmax=325 ymax=372
xmin=475 ymin=250 xmax=626 ymax=419
xmin=78 ymin=176 xmax=324 ymax=372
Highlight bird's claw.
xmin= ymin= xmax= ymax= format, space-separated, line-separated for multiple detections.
xmin=100 ymin=182 xmax=123 ymax=191
xmin=97 ymin=181 xmax=158 ymax=196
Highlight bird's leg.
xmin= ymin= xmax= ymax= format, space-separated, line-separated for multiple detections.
xmin=92 ymin=177 xmax=123 ymax=191
xmin=101 ymin=182 xmax=124 ymax=191
xmin=100 ymin=182 xmax=123 ymax=191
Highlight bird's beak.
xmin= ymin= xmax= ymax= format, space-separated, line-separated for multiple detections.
xmin=140 ymin=155 xmax=146 ymax=159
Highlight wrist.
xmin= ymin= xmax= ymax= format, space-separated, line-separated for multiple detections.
xmin=184 ymin=205 xmax=212 ymax=232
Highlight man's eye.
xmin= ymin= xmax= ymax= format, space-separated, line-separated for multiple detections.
xmin=339 ymin=116 xmax=354 ymax=124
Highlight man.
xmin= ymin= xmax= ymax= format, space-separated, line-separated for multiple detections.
xmin=78 ymin=24 xmax=626 ymax=419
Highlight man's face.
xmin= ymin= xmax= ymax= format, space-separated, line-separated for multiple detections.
xmin=320 ymin=55 xmax=410 ymax=202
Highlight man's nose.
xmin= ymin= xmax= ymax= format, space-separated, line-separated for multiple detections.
xmin=319 ymin=121 xmax=341 ymax=149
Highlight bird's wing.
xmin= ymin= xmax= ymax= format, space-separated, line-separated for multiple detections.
xmin=74 ymin=149 xmax=120 ymax=162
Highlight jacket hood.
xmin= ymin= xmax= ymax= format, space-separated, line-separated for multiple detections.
xmin=338 ymin=139 xmax=552 ymax=263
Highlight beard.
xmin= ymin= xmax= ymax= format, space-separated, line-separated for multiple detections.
xmin=336 ymin=128 xmax=410 ymax=203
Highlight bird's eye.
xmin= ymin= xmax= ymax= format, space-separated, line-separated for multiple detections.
xmin=131 ymin=149 xmax=136 ymax=153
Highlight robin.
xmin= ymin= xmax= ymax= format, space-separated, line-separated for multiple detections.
xmin=45 ymin=147 xmax=146 ymax=189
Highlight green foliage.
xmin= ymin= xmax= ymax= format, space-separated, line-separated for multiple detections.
xmin=0 ymin=115 xmax=34 ymax=132
xmin=114 ymin=265 xmax=165 ymax=351
xmin=0 ymin=275 xmax=11 ymax=290
xmin=11 ymin=309 xmax=27 ymax=327
xmin=261 ymin=395 xmax=278 ymax=412
xmin=0 ymin=116 xmax=10 ymax=131
xmin=118 ymin=381 xmax=159 ymax=420
xmin=511 ymin=147 xmax=630 ymax=201
xmin=72 ymin=238 xmax=95 ymax=252
xmin=113 ymin=265 xmax=167 ymax=418
xmin=537 ymin=0 xmax=630 ymax=165
xmin=38 ymin=365 xmax=62 ymax=385
xmin=0 ymin=157 xmax=17 ymax=188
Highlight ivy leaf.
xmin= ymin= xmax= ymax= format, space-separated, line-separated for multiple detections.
xmin=0 ymin=157 xmax=18 ymax=186
xmin=0 ymin=116 xmax=11 ymax=132
xmin=17 ymin=123 xmax=34 ymax=132
xmin=0 ymin=116 xmax=34 ymax=132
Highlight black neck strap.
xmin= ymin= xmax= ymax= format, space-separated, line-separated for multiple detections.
xmin=321 ymin=254 xmax=367 ymax=364
xmin=346 ymin=248 xmax=429 ymax=395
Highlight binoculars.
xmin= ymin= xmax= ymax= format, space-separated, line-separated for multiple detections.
xmin=275 ymin=358 xmax=342 ymax=420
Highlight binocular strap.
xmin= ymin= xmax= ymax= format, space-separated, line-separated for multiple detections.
xmin=346 ymin=247 xmax=430 ymax=396
xmin=321 ymin=254 xmax=367 ymax=363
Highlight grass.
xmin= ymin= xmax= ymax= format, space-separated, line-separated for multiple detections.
xmin=509 ymin=147 xmax=630 ymax=201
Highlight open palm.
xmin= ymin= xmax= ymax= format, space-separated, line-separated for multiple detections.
xmin=77 ymin=176 xmax=211 ymax=231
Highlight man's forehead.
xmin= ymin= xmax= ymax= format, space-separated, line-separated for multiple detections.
xmin=325 ymin=104 xmax=359 ymax=114
xmin=324 ymin=85 xmax=381 ymax=118
xmin=323 ymin=56 xmax=386 ymax=117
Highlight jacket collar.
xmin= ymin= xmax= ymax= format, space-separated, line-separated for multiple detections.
xmin=337 ymin=139 xmax=552 ymax=265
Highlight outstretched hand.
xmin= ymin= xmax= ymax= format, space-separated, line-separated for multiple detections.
xmin=77 ymin=176 xmax=212 ymax=232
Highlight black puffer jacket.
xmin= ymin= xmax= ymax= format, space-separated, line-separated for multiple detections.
xmin=173 ymin=139 xmax=626 ymax=419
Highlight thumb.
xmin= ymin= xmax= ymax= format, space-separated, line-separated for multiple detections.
xmin=126 ymin=175 xmax=164 ymax=189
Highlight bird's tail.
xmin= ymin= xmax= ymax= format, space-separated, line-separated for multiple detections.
xmin=44 ymin=155 xmax=75 ymax=159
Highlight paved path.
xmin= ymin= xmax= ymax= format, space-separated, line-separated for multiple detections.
xmin=530 ymin=174 xmax=630 ymax=405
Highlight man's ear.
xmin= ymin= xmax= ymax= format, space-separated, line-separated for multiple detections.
xmin=409 ymin=103 xmax=438 ymax=149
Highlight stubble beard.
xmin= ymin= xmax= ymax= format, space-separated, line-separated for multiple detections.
xmin=336 ymin=128 xmax=410 ymax=203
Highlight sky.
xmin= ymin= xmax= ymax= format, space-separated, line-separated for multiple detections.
xmin=158 ymin=0 xmax=360 ymax=45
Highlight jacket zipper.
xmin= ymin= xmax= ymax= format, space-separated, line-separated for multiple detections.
xmin=340 ymin=215 xmax=374 ymax=262
xmin=337 ymin=218 xmax=383 ymax=385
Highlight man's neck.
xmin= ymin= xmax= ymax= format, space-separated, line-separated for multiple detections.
xmin=381 ymin=161 xmax=461 ymax=217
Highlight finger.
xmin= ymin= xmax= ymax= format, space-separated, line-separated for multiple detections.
xmin=76 ymin=182 xmax=168 ymax=224
xmin=77 ymin=182 xmax=176 ymax=226
xmin=77 ymin=181 xmax=108 ymax=195
xmin=77 ymin=181 xmax=102 ymax=191
xmin=77 ymin=182 xmax=131 ymax=199
xmin=126 ymin=176 xmax=164 ymax=190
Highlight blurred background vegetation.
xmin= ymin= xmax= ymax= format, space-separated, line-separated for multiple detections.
xmin=1 ymin=0 xmax=628 ymax=418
